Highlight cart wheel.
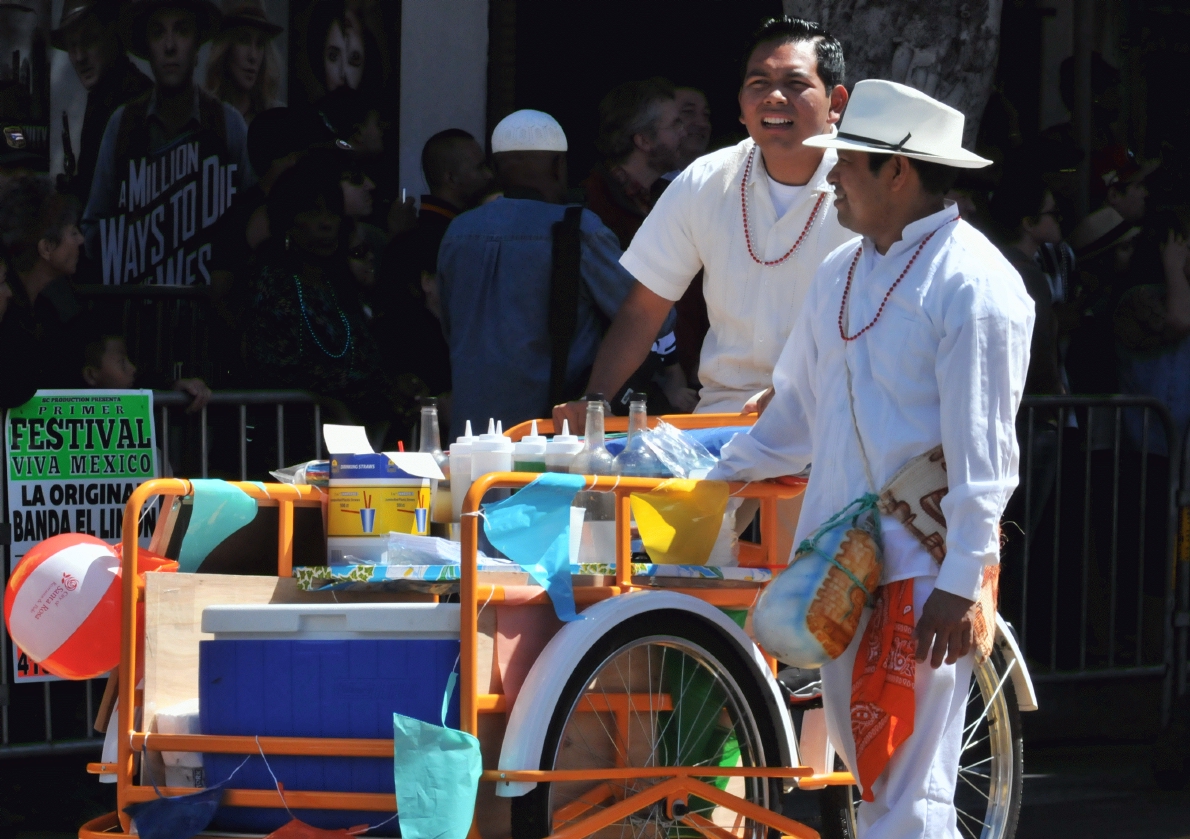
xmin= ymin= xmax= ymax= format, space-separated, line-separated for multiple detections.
xmin=829 ymin=647 xmax=1024 ymax=839
xmin=511 ymin=610 xmax=784 ymax=839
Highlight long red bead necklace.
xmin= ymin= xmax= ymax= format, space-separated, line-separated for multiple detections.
xmin=837 ymin=216 xmax=959 ymax=341
xmin=740 ymin=145 xmax=827 ymax=266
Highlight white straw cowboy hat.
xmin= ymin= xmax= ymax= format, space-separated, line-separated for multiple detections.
xmin=804 ymin=79 xmax=992 ymax=169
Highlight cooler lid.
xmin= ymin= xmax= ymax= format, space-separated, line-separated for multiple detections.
xmin=201 ymin=603 xmax=460 ymax=640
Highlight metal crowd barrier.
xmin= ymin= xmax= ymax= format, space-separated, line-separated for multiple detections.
xmin=3 ymin=390 xmax=1189 ymax=751
xmin=1003 ymin=395 xmax=1183 ymax=726
xmin=74 ymin=285 xmax=218 ymax=387
xmin=0 ymin=390 xmax=325 ymax=757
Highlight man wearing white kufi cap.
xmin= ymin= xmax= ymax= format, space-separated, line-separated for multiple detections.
xmin=710 ymin=79 xmax=1035 ymax=837
xmin=438 ymin=110 xmax=672 ymax=430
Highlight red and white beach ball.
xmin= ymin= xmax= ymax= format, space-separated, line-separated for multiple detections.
xmin=3 ymin=534 xmax=124 ymax=680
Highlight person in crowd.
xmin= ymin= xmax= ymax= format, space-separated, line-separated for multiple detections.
xmin=50 ymin=0 xmax=152 ymax=207
xmin=709 ymin=79 xmax=1032 ymax=839
xmin=345 ymin=221 xmax=376 ymax=309
xmin=238 ymin=157 xmax=422 ymax=439
xmin=80 ymin=330 xmax=211 ymax=410
xmin=1114 ymin=210 xmax=1190 ymax=449
xmin=81 ymin=0 xmax=255 ymax=285
xmin=581 ymin=79 xmax=697 ymax=414
xmin=438 ymin=109 xmax=671 ymax=431
xmin=583 ymin=77 xmax=685 ymax=250
xmin=554 ymin=16 xmax=853 ymax=429
xmin=1065 ymin=206 xmax=1141 ymax=396
xmin=372 ymin=129 xmax=493 ymax=423
xmin=0 ymin=176 xmax=86 ymax=409
xmin=203 ymin=0 xmax=284 ymax=124
xmin=987 ymin=165 xmax=1064 ymax=398
xmin=673 ymin=86 xmax=712 ymax=171
xmin=1091 ymin=144 xmax=1157 ymax=225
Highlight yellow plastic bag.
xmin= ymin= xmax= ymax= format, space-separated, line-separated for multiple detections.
xmin=630 ymin=479 xmax=729 ymax=565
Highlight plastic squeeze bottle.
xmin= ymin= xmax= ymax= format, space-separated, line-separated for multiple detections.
xmin=545 ymin=420 xmax=583 ymax=472
xmin=613 ymin=394 xmax=666 ymax=477
xmin=513 ymin=421 xmax=548 ymax=472
xmin=470 ymin=419 xmax=514 ymax=480
xmin=449 ymin=420 xmax=476 ymax=523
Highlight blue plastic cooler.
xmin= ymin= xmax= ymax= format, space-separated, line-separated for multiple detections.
xmin=198 ymin=603 xmax=461 ymax=834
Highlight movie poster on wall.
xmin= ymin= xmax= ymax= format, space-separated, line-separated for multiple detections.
xmin=0 ymin=0 xmax=52 ymax=167
xmin=48 ymin=0 xmax=288 ymax=285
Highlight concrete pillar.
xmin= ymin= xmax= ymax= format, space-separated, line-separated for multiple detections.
xmin=399 ymin=0 xmax=489 ymax=198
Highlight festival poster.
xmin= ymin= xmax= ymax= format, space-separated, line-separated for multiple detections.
xmin=289 ymin=0 xmax=390 ymax=107
xmin=0 ymin=0 xmax=51 ymax=167
xmin=4 ymin=390 xmax=157 ymax=683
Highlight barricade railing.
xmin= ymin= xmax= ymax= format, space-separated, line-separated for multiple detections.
xmin=0 ymin=389 xmax=325 ymax=757
xmin=74 ymin=285 xmax=218 ymax=387
xmin=4 ymin=390 xmax=1188 ymax=751
xmin=1003 ymin=395 xmax=1182 ymax=725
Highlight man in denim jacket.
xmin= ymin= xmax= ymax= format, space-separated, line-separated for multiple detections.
xmin=438 ymin=109 xmax=672 ymax=431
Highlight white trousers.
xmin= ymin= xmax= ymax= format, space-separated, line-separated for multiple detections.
xmin=820 ymin=575 xmax=975 ymax=839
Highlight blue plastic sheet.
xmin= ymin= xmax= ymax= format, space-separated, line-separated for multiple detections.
xmin=177 ymin=480 xmax=258 ymax=572
xmin=482 ymin=473 xmax=585 ymax=622
xmin=124 ymin=756 xmax=249 ymax=839
xmin=392 ymin=710 xmax=481 ymax=839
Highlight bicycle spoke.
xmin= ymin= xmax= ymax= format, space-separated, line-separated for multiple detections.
xmin=961 ymin=659 xmax=1015 ymax=754
xmin=955 ymin=804 xmax=987 ymax=838
xmin=957 ymin=768 xmax=991 ymax=802
xmin=959 ymin=754 xmax=994 ymax=773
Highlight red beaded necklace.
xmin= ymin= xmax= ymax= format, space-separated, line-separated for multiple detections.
xmin=740 ymin=145 xmax=827 ymax=266
xmin=837 ymin=216 xmax=959 ymax=341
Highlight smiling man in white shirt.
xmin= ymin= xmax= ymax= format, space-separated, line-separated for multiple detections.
xmin=709 ymin=81 xmax=1034 ymax=837
xmin=554 ymin=16 xmax=854 ymax=426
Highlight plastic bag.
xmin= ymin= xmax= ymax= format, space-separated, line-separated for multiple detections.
xmin=639 ymin=421 xmax=717 ymax=478
xmin=752 ymin=494 xmax=884 ymax=668
xmin=381 ymin=532 xmax=506 ymax=566
xmin=268 ymin=460 xmax=330 ymax=487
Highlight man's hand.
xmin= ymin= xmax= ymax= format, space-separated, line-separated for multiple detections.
xmin=388 ymin=196 xmax=418 ymax=235
xmin=912 ymin=588 xmax=977 ymax=668
xmin=173 ymin=378 xmax=211 ymax=414
xmin=743 ymin=387 xmax=774 ymax=415
xmin=552 ymin=400 xmax=589 ymax=434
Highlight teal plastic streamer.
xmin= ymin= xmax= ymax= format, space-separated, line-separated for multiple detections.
xmin=481 ymin=472 xmax=586 ymax=622
xmin=392 ymin=712 xmax=482 ymax=839
xmin=176 ymin=480 xmax=258 ymax=572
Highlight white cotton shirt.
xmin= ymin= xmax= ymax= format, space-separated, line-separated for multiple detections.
xmin=767 ymin=175 xmax=807 ymax=218
xmin=621 ymin=139 xmax=855 ymax=414
xmin=707 ymin=204 xmax=1035 ymax=601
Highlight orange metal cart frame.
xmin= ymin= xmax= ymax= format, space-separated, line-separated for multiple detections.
xmin=79 ymin=414 xmax=855 ymax=839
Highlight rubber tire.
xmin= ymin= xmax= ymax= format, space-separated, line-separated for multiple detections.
xmin=510 ymin=609 xmax=785 ymax=839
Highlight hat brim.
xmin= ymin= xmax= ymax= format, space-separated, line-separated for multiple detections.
xmin=802 ymin=133 xmax=993 ymax=169
xmin=1076 ymin=224 xmax=1141 ymax=262
xmin=219 ymin=14 xmax=282 ymax=37
xmin=124 ymin=0 xmax=220 ymax=60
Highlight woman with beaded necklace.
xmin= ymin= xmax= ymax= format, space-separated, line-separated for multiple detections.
xmin=239 ymin=155 xmax=424 ymax=442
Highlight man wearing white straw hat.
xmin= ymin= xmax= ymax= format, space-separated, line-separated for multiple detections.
xmin=709 ymin=79 xmax=1034 ymax=837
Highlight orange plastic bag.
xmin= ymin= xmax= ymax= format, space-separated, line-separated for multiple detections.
xmin=264 ymin=819 xmax=369 ymax=838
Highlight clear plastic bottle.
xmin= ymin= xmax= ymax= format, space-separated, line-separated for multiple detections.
xmin=569 ymin=396 xmax=615 ymax=476
xmin=612 ymin=395 xmax=666 ymax=477
xmin=570 ymin=395 xmax=615 ymax=561
xmin=419 ymin=398 xmax=452 ymax=523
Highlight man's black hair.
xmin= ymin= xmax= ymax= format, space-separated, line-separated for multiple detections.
xmin=740 ymin=16 xmax=844 ymax=91
xmin=986 ymin=160 xmax=1051 ymax=244
xmin=421 ymin=128 xmax=476 ymax=191
xmin=319 ymin=87 xmax=380 ymax=142
xmin=867 ymin=153 xmax=958 ymax=197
